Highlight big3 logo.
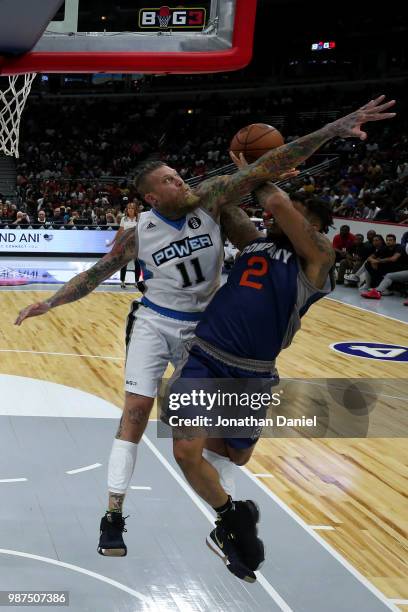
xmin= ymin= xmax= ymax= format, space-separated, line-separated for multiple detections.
xmin=139 ymin=7 xmax=206 ymax=29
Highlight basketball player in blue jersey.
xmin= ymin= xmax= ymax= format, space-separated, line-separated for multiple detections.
xmin=167 ymin=182 xmax=335 ymax=582
xmin=14 ymin=96 xmax=395 ymax=558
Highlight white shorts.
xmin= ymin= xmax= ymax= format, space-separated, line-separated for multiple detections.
xmin=125 ymin=301 xmax=197 ymax=397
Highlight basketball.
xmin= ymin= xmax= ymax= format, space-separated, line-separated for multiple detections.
xmin=229 ymin=123 xmax=284 ymax=163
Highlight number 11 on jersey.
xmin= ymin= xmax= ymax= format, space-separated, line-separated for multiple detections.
xmin=176 ymin=258 xmax=206 ymax=288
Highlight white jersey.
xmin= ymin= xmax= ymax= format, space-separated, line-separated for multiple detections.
xmin=136 ymin=207 xmax=224 ymax=320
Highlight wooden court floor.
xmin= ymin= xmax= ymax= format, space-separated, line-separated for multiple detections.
xmin=1 ymin=290 xmax=407 ymax=608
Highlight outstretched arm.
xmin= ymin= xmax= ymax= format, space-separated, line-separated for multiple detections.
xmin=15 ymin=228 xmax=136 ymax=325
xmin=195 ymin=95 xmax=396 ymax=218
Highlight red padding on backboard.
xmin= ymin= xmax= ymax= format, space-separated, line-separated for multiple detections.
xmin=0 ymin=0 xmax=257 ymax=75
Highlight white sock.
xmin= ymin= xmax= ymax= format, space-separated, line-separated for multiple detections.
xmin=108 ymin=439 xmax=138 ymax=495
xmin=202 ymin=448 xmax=236 ymax=499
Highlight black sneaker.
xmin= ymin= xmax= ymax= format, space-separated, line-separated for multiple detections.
xmin=220 ymin=500 xmax=265 ymax=571
xmin=97 ymin=512 xmax=128 ymax=557
xmin=206 ymin=522 xmax=257 ymax=583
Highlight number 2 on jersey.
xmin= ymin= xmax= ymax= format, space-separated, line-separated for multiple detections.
xmin=176 ymin=258 xmax=206 ymax=288
xmin=239 ymin=256 xmax=268 ymax=289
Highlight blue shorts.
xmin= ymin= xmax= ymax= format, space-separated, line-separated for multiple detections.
xmin=175 ymin=344 xmax=278 ymax=449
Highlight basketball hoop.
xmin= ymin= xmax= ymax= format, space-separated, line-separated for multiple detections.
xmin=158 ymin=6 xmax=171 ymax=29
xmin=0 ymin=73 xmax=36 ymax=158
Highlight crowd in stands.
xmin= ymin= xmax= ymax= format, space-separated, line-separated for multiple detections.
xmin=1 ymin=82 xmax=408 ymax=230
xmin=331 ymin=225 xmax=408 ymax=305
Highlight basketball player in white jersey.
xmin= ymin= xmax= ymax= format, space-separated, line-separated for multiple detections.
xmin=15 ymin=96 xmax=395 ymax=556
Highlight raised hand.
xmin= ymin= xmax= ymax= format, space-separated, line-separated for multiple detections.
xmin=328 ymin=95 xmax=396 ymax=140
xmin=15 ymin=301 xmax=51 ymax=326
xmin=229 ymin=151 xmax=249 ymax=169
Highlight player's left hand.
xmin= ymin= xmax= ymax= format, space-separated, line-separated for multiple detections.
xmin=329 ymin=95 xmax=396 ymax=140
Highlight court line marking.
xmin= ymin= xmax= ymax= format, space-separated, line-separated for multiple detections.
xmin=0 ymin=478 xmax=27 ymax=483
xmin=326 ymin=296 xmax=408 ymax=325
xmin=0 ymin=349 xmax=122 ymax=361
xmin=142 ymin=434 xmax=293 ymax=612
xmin=0 ymin=549 xmax=152 ymax=606
xmin=390 ymin=600 xmax=408 ymax=605
xmin=254 ymin=473 xmax=274 ymax=478
xmin=241 ymin=466 xmax=399 ymax=611
xmin=130 ymin=486 xmax=152 ymax=490
xmin=66 ymin=463 xmax=102 ymax=475
xmin=309 ymin=525 xmax=335 ymax=531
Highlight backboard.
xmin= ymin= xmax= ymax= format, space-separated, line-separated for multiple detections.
xmin=0 ymin=0 xmax=257 ymax=75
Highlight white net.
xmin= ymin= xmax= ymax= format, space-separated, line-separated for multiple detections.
xmin=158 ymin=15 xmax=171 ymax=27
xmin=0 ymin=73 xmax=36 ymax=158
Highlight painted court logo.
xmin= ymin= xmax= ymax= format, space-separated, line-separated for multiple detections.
xmin=330 ymin=342 xmax=408 ymax=362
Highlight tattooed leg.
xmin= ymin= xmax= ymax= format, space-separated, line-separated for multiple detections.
xmin=108 ymin=493 xmax=125 ymax=513
xmin=107 ymin=394 xmax=154 ymax=512
xmin=118 ymin=393 xmax=154 ymax=443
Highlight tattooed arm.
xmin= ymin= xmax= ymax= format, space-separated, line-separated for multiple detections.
xmin=220 ymin=206 xmax=262 ymax=251
xmin=194 ymin=95 xmax=395 ymax=219
xmin=15 ymin=228 xmax=136 ymax=325
xmin=257 ymin=183 xmax=335 ymax=289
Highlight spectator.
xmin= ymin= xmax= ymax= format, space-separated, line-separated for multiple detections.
xmin=332 ymin=225 xmax=356 ymax=262
xmin=11 ymin=211 xmax=31 ymax=227
xmin=397 ymin=161 xmax=408 ymax=181
xmin=366 ymin=159 xmax=383 ymax=184
xmin=36 ymin=210 xmax=49 ymax=227
xmin=343 ymin=230 xmax=377 ymax=285
xmin=365 ymin=200 xmax=381 ymax=219
xmin=105 ymin=212 xmax=117 ymax=227
xmin=8 ymin=203 xmax=17 ymax=222
xmin=106 ymin=201 xmax=142 ymax=290
xmin=362 ymin=234 xmax=405 ymax=292
xmin=362 ymin=232 xmax=408 ymax=299
xmin=337 ymin=233 xmax=366 ymax=284
xmin=374 ymin=198 xmax=397 ymax=222
xmin=363 ymin=230 xmax=376 ymax=257
xmin=51 ymin=207 xmax=64 ymax=225
xmin=353 ymin=199 xmax=370 ymax=219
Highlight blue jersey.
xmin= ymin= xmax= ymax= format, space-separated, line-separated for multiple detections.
xmin=195 ymin=236 xmax=332 ymax=362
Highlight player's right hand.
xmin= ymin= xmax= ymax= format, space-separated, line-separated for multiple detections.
xmin=15 ymin=302 xmax=51 ymax=326
xmin=230 ymin=151 xmax=248 ymax=169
